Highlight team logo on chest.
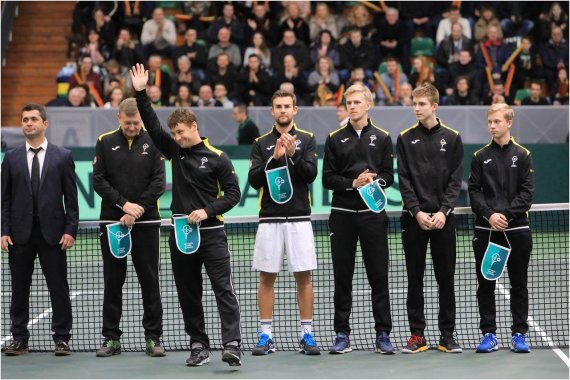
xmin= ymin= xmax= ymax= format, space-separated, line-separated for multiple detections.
xmin=199 ymin=157 xmax=208 ymax=168
xmin=511 ymin=156 xmax=518 ymax=167
xmin=142 ymin=143 xmax=149 ymax=155
xmin=440 ymin=138 xmax=447 ymax=151
xmin=295 ymin=139 xmax=302 ymax=150
xmin=369 ymin=135 xmax=377 ymax=146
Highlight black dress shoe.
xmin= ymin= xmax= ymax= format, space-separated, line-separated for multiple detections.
xmin=3 ymin=341 xmax=29 ymax=356
xmin=54 ymin=341 xmax=71 ymax=356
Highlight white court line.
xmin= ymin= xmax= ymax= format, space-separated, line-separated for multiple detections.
xmin=1 ymin=288 xmax=436 ymax=297
xmin=1 ymin=291 xmax=81 ymax=345
xmin=496 ymin=282 xmax=569 ymax=367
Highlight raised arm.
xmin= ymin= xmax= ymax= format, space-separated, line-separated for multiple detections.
xmin=130 ymin=63 xmax=178 ymax=159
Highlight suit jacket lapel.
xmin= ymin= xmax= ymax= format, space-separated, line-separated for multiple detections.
xmin=18 ymin=145 xmax=33 ymax=194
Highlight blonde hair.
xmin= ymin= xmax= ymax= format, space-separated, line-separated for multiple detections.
xmin=412 ymin=82 xmax=439 ymax=105
xmin=316 ymin=56 xmax=333 ymax=73
xmin=344 ymin=83 xmax=373 ymax=105
xmin=487 ymin=103 xmax=514 ymax=121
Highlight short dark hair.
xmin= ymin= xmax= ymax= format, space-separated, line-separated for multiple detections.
xmin=217 ymin=52 xmax=230 ymax=60
xmin=455 ymin=75 xmax=469 ymax=86
xmin=348 ymin=26 xmax=361 ymax=35
xmin=22 ymin=103 xmax=47 ymax=121
xmin=319 ymin=29 xmax=335 ymax=43
xmin=167 ymin=108 xmax=198 ymax=130
xmin=383 ymin=55 xmax=399 ymax=64
xmin=271 ymin=89 xmax=297 ymax=108
xmin=529 ymin=79 xmax=543 ymax=88
xmin=234 ymin=103 xmax=248 ymax=114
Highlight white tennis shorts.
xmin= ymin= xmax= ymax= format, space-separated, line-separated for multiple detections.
xmin=252 ymin=221 xmax=317 ymax=273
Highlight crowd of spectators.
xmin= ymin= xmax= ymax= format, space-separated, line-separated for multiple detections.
xmin=50 ymin=1 xmax=569 ymax=109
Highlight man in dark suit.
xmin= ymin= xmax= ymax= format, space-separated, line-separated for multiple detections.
xmin=1 ymin=103 xmax=79 ymax=356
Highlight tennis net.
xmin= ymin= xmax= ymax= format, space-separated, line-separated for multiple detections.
xmin=1 ymin=204 xmax=568 ymax=352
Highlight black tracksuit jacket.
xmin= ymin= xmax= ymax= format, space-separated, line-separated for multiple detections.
xmin=93 ymin=128 xmax=165 ymax=222
xmin=397 ymin=118 xmax=464 ymax=216
xmin=322 ymin=119 xmax=394 ymax=212
xmin=135 ymin=90 xmax=240 ymax=227
xmin=468 ymin=137 xmax=534 ymax=228
xmin=248 ymin=124 xmax=318 ymax=222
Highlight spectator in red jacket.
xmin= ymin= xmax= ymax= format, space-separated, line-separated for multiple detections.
xmin=68 ymin=55 xmax=103 ymax=103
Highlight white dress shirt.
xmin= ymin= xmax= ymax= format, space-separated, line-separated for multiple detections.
xmin=26 ymin=139 xmax=48 ymax=179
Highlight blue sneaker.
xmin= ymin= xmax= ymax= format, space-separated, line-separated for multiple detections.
xmin=476 ymin=333 xmax=499 ymax=353
xmin=375 ymin=331 xmax=395 ymax=354
xmin=252 ymin=333 xmax=276 ymax=356
xmin=299 ymin=332 xmax=321 ymax=355
xmin=329 ymin=332 xmax=352 ymax=354
xmin=511 ymin=333 xmax=530 ymax=353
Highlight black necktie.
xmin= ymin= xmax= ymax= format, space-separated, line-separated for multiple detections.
xmin=30 ymin=147 xmax=41 ymax=215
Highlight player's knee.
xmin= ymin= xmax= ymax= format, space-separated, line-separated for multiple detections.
xmin=294 ymin=271 xmax=312 ymax=287
xmin=259 ymin=272 xmax=277 ymax=287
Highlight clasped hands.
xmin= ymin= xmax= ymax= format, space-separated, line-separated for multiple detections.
xmin=273 ymin=134 xmax=297 ymax=160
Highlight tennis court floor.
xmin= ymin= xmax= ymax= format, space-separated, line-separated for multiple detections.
xmin=2 ymin=348 xmax=568 ymax=379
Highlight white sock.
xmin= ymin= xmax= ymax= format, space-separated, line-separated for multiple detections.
xmin=300 ymin=320 xmax=313 ymax=337
xmin=260 ymin=319 xmax=273 ymax=338
xmin=191 ymin=342 xmax=203 ymax=349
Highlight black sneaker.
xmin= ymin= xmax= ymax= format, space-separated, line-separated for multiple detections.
xmin=54 ymin=341 xmax=71 ymax=356
xmin=222 ymin=344 xmax=242 ymax=366
xmin=186 ymin=344 xmax=210 ymax=366
xmin=145 ymin=338 xmax=166 ymax=357
xmin=438 ymin=335 xmax=463 ymax=353
xmin=3 ymin=340 xmax=29 ymax=356
xmin=96 ymin=338 xmax=121 ymax=357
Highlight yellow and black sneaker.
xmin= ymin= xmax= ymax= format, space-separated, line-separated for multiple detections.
xmin=438 ymin=335 xmax=463 ymax=353
xmin=401 ymin=335 xmax=428 ymax=354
